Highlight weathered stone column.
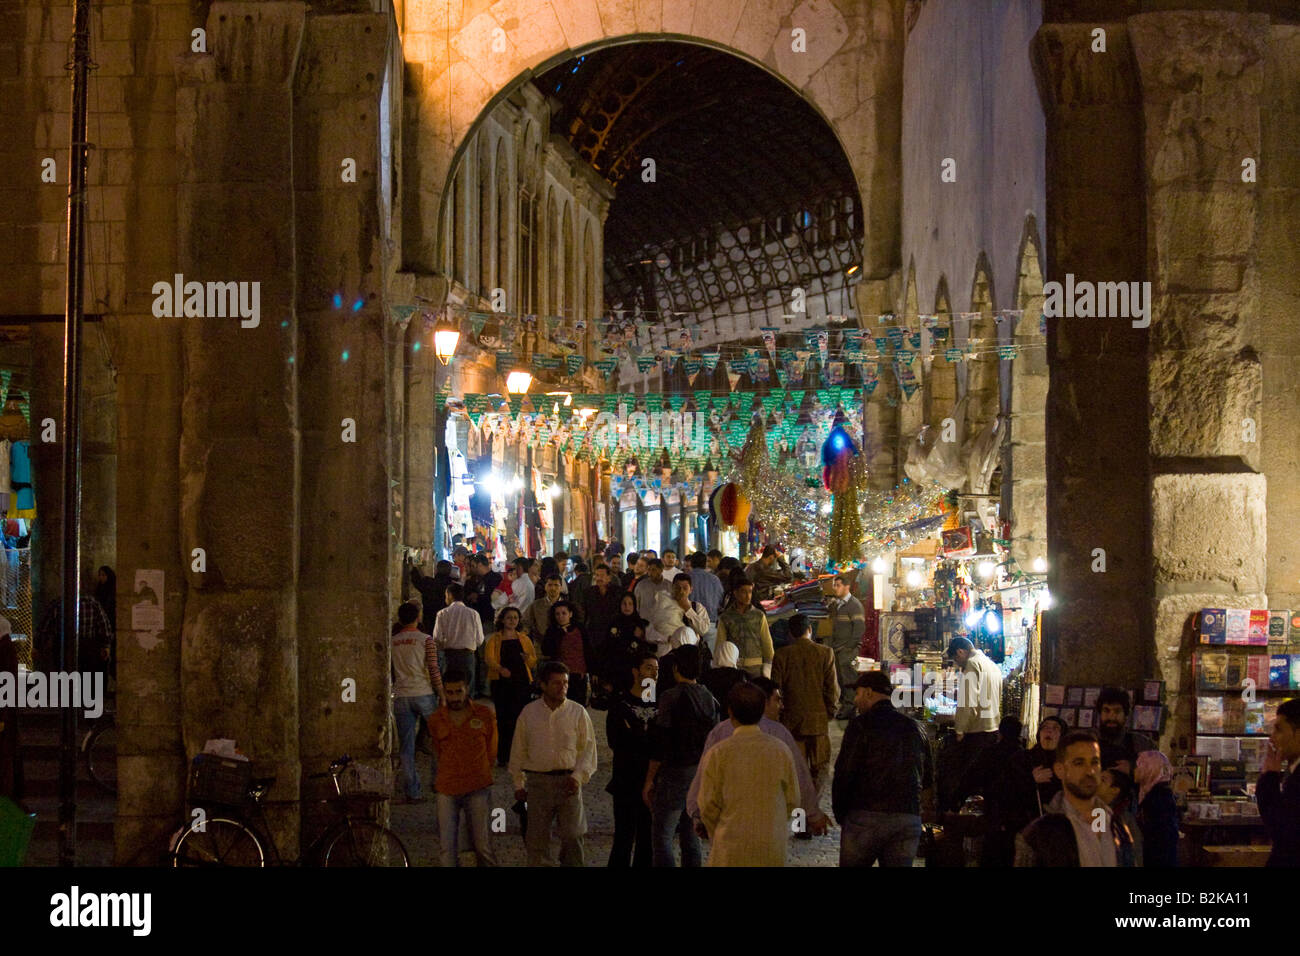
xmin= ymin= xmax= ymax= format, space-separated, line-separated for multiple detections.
xmin=176 ymin=1 xmax=305 ymax=847
xmin=1033 ymin=22 xmax=1151 ymax=685
xmin=1007 ymin=273 xmax=1048 ymax=572
xmin=1130 ymin=11 xmax=1269 ymax=748
xmin=292 ymin=10 xmax=393 ymax=846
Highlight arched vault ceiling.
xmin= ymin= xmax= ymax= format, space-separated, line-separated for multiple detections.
xmin=536 ymin=41 xmax=862 ymax=315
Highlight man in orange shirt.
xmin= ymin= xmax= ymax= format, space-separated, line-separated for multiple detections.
xmin=428 ymin=670 xmax=498 ymax=866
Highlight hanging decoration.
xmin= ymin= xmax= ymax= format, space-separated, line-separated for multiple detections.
xmin=822 ymin=416 xmax=863 ymax=565
xmin=711 ymin=482 xmax=752 ymax=531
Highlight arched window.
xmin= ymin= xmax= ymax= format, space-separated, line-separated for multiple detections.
xmin=563 ymin=202 xmax=576 ymax=321
xmin=547 ymin=190 xmax=559 ymax=318
xmin=495 ymin=139 xmax=510 ymax=306
xmin=477 ymin=140 xmax=492 ymax=296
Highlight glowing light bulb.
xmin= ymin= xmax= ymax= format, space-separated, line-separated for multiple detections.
xmin=871 ymin=557 xmax=886 ymax=574
xmin=906 ymin=569 xmax=923 ymax=588
xmin=984 ymin=610 xmax=1001 ymax=633
xmin=965 ymin=610 xmax=982 ymax=628
xmin=1033 ymin=556 xmax=1047 ymax=573
xmin=978 ymin=560 xmax=995 ymax=578
xmin=1039 ymin=589 xmax=1053 ymax=610
xmin=820 ymin=501 xmax=832 ymax=515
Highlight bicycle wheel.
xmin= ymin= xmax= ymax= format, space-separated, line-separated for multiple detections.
xmin=322 ymin=821 xmax=409 ymax=867
xmin=171 ymin=817 xmax=266 ymax=867
xmin=84 ymin=721 xmax=117 ymax=795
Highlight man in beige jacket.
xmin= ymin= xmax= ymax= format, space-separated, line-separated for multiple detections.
xmin=697 ymin=682 xmax=798 ymax=866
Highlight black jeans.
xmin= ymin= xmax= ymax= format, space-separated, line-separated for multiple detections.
xmin=608 ymin=789 xmax=652 ymax=867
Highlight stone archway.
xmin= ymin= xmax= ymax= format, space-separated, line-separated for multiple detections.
xmin=397 ymin=0 xmax=906 ymax=280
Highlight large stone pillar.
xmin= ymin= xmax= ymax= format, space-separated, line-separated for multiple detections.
xmin=1033 ymin=22 xmax=1151 ymax=685
xmin=292 ymin=9 xmax=393 ymax=845
xmin=1130 ymin=11 xmax=1269 ymax=748
xmin=176 ymin=1 xmax=305 ymax=847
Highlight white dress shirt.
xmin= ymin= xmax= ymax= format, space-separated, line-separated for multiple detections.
xmin=431 ymin=600 xmax=485 ymax=651
xmin=508 ymin=697 xmax=598 ymax=790
xmin=510 ymin=575 xmax=535 ymax=612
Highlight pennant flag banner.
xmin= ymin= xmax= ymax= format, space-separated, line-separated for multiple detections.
xmin=920 ymin=313 xmax=939 ymax=328
xmin=728 ymin=358 xmax=751 ymax=376
xmin=775 ymin=367 xmax=788 ymax=386
xmin=565 ymin=354 xmax=585 ymax=375
xmin=496 ymin=351 xmax=515 ymax=376
xmin=390 ymin=304 xmax=417 ymax=325
xmin=862 ymin=361 xmax=879 ymax=398
xmin=594 ymin=358 xmax=618 ymax=378
xmin=997 ymin=345 xmax=1018 ymax=360
xmin=669 ymin=394 xmax=686 ymax=411
xmin=944 ymin=348 xmax=963 ymax=362
xmin=701 ymin=350 xmax=721 ymax=371
xmin=694 ymin=391 xmax=712 ymax=413
xmin=803 ymin=330 xmax=821 ymax=351
xmin=874 ymin=335 xmax=890 ymax=354
xmin=545 ymin=315 xmax=562 ymax=335
xmin=817 ymin=330 xmax=829 ymax=367
xmin=778 ymin=347 xmax=797 ymax=363
xmin=895 ymin=348 xmax=916 ymax=366
xmin=645 ymin=393 xmax=664 ymax=412
xmin=507 ymin=396 xmax=524 ymax=420
xmin=532 ymin=354 xmax=561 ymax=371
xmin=755 ymin=360 xmax=771 ymax=383
xmin=500 ymin=320 xmax=520 ymax=348
xmin=683 ymin=359 xmax=701 ymax=377
xmin=931 ymin=326 xmax=951 ymax=345
xmin=761 ymin=327 xmax=778 ymax=357
xmin=635 ymin=354 xmax=658 ymax=373
xmin=1039 ymin=313 xmax=1048 ymax=336
xmin=843 ymin=329 xmax=865 ymax=349
xmin=828 ymin=361 xmax=845 ymax=384
xmin=467 ymin=311 xmax=490 ymax=336
xmin=602 ymin=394 xmax=619 ymax=412
xmin=886 ymin=327 xmax=906 ymax=350
xmin=895 ymin=360 xmax=921 ymax=399
xmin=908 ymin=332 xmax=922 ymax=350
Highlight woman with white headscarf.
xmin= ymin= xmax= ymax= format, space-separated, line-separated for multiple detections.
xmin=701 ymin=641 xmax=746 ymax=709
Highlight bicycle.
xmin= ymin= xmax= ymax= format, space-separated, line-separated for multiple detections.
xmin=81 ymin=712 xmax=117 ymax=795
xmin=168 ymin=754 xmax=409 ymax=867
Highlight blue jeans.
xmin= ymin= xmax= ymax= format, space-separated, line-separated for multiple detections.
xmin=436 ymin=787 xmax=496 ymax=867
xmin=394 ymin=694 xmax=437 ymax=799
xmin=840 ymin=810 xmax=923 ymax=867
xmin=651 ymin=764 xmax=701 ymax=867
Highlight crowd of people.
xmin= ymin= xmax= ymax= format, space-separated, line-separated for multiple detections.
xmin=392 ymin=543 xmax=1300 ymax=868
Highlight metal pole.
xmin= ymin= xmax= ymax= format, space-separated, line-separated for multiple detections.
xmin=59 ymin=0 xmax=92 ymax=867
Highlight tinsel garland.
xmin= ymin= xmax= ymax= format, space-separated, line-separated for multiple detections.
xmin=829 ymin=471 xmax=863 ymax=564
xmin=722 ymin=416 xmax=828 ymax=562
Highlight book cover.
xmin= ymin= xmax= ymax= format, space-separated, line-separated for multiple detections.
xmin=1196 ymin=696 xmax=1224 ymax=734
xmin=1225 ymin=608 xmax=1250 ymax=646
xmin=1223 ymin=697 xmax=1246 ymax=735
xmin=1244 ymin=702 xmax=1267 ymax=735
xmin=1248 ymin=610 xmax=1270 ymax=646
xmin=1224 ymin=655 xmax=1245 ymax=691
xmin=1266 ymin=699 xmax=1281 ymax=727
xmin=1133 ymin=704 xmax=1162 ymax=733
xmin=1269 ymin=610 xmax=1290 ymax=645
xmin=1044 ymin=684 xmax=1065 ymax=706
xmin=1270 ymin=655 xmax=1291 ymax=689
xmin=1246 ymin=654 xmax=1271 ymax=692
xmin=1198 ymin=653 xmax=1228 ymax=690
xmin=1065 ymin=686 xmax=1084 ymax=707
xmin=1239 ymin=738 xmax=1265 ymax=773
xmin=1200 ymin=608 xmax=1226 ymax=645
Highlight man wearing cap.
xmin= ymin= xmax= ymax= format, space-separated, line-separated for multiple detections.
xmin=832 ymin=671 xmax=933 ymax=866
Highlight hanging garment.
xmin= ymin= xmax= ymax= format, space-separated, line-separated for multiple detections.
xmin=0 ymin=440 xmax=11 ymax=495
xmin=10 ymin=441 xmax=33 ymax=516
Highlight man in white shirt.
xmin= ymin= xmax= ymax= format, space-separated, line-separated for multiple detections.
xmin=660 ymin=550 xmax=682 ymax=582
xmin=948 ymin=636 xmax=1002 ymax=740
xmin=647 ymin=575 xmax=711 ymax=658
xmin=508 ymin=557 xmax=536 ymax=612
xmin=509 ymin=661 xmax=598 ymax=866
xmin=433 ymin=582 xmax=486 ymax=696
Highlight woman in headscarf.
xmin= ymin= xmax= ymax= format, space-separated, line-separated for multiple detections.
xmin=700 ymin=641 xmax=746 ymax=709
xmin=604 ymin=593 xmax=651 ymax=693
xmin=1134 ymin=749 xmax=1180 ymax=867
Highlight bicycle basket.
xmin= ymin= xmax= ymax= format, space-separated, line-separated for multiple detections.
xmin=188 ymin=753 xmax=254 ymax=807
xmin=337 ymin=761 xmax=390 ymax=797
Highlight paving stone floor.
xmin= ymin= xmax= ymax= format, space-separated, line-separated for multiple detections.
xmin=389 ymin=697 xmax=852 ymax=867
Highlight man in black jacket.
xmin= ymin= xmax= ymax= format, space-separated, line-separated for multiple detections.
xmin=605 ymin=652 xmax=659 ymax=867
xmin=410 ymin=559 xmax=456 ymax=635
xmin=1259 ymin=697 xmax=1300 ymax=867
xmin=832 ymin=671 xmax=933 ymax=867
